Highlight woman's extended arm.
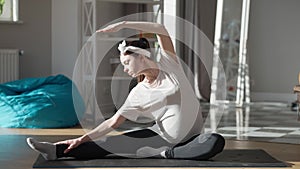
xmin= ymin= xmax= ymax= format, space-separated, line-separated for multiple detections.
xmin=97 ymin=21 xmax=178 ymax=63
xmin=55 ymin=113 xmax=126 ymax=153
xmin=80 ymin=113 xmax=126 ymax=141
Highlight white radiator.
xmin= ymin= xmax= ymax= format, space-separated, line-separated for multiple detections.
xmin=0 ymin=49 xmax=20 ymax=83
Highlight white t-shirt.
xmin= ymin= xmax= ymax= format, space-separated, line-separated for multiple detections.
xmin=117 ymin=51 xmax=203 ymax=144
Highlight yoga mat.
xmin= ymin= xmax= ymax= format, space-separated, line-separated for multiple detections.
xmin=32 ymin=149 xmax=288 ymax=168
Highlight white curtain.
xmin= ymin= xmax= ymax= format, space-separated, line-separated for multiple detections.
xmin=176 ymin=0 xmax=217 ymax=101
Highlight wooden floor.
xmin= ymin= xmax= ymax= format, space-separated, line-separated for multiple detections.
xmin=1 ymin=127 xmax=300 ymax=169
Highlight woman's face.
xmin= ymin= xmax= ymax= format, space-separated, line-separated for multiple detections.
xmin=120 ymin=54 xmax=144 ymax=77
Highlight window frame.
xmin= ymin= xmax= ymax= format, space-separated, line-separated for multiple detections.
xmin=0 ymin=0 xmax=20 ymax=23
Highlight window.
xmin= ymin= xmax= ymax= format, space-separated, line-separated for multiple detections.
xmin=0 ymin=0 xmax=19 ymax=22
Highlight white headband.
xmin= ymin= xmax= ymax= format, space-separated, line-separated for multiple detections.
xmin=118 ymin=40 xmax=151 ymax=58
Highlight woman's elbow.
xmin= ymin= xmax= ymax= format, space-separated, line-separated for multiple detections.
xmin=160 ymin=25 xmax=168 ymax=33
xmin=109 ymin=115 xmax=126 ymax=129
xmin=110 ymin=121 xmax=120 ymax=129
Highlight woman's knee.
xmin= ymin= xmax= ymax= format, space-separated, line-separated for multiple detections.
xmin=208 ymin=133 xmax=225 ymax=157
xmin=192 ymin=133 xmax=225 ymax=160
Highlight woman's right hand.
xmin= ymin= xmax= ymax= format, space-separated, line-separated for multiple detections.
xmin=54 ymin=137 xmax=84 ymax=154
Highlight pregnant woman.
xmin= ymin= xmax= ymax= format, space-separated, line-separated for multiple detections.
xmin=27 ymin=21 xmax=225 ymax=160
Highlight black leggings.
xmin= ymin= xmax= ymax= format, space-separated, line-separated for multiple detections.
xmin=56 ymin=129 xmax=225 ymax=160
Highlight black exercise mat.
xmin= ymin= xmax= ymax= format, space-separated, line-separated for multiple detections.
xmin=32 ymin=149 xmax=288 ymax=168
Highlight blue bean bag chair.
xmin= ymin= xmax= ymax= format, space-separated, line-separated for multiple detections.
xmin=0 ymin=74 xmax=85 ymax=128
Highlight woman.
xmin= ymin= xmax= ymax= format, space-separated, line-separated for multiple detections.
xmin=27 ymin=21 xmax=225 ymax=160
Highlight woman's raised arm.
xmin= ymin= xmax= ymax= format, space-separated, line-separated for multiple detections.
xmin=97 ymin=21 xmax=177 ymax=62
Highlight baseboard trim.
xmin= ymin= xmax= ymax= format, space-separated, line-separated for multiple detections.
xmin=251 ymin=92 xmax=297 ymax=103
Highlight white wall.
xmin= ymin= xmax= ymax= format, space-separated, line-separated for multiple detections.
xmin=248 ymin=0 xmax=300 ymax=102
xmin=0 ymin=0 xmax=52 ymax=79
xmin=51 ymin=0 xmax=81 ymax=78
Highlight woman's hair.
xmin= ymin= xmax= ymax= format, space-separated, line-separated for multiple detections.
xmin=124 ymin=38 xmax=151 ymax=55
xmin=123 ymin=38 xmax=151 ymax=82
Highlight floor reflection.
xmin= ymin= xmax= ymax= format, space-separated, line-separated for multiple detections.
xmin=205 ymin=103 xmax=300 ymax=144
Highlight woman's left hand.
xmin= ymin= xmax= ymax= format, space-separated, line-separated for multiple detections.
xmin=96 ymin=21 xmax=125 ymax=33
xmin=54 ymin=138 xmax=83 ymax=154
